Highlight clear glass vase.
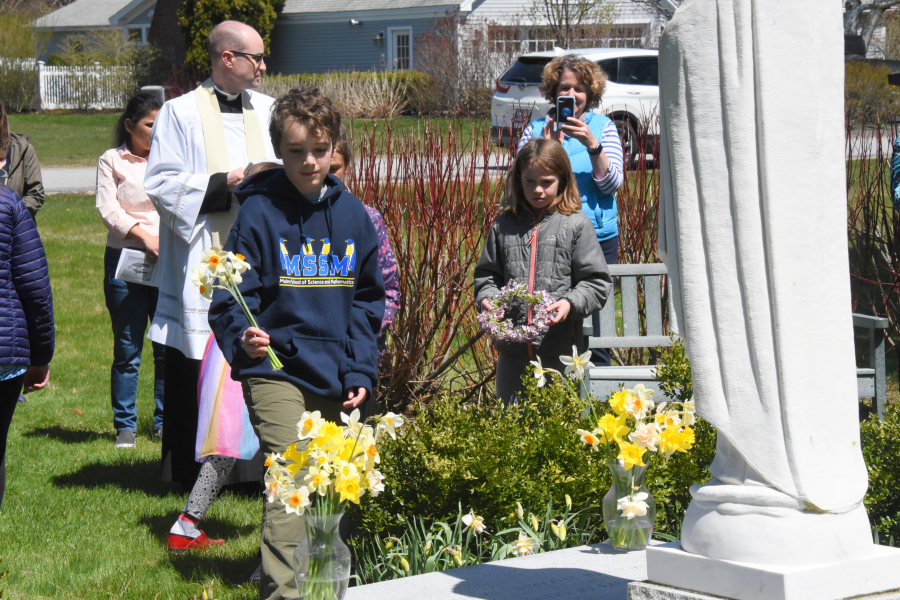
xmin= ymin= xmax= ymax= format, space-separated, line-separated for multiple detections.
xmin=293 ymin=512 xmax=351 ymax=600
xmin=602 ymin=460 xmax=656 ymax=550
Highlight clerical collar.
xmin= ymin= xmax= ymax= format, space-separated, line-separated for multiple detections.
xmin=211 ymin=80 xmax=240 ymax=101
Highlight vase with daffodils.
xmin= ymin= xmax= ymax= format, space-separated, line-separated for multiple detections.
xmin=264 ymin=408 xmax=403 ymax=600
xmin=532 ymin=346 xmax=697 ymax=550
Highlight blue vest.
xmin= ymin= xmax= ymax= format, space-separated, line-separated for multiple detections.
xmin=528 ymin=112 xmax=618 ymax=242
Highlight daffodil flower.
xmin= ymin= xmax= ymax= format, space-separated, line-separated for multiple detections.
xmin=511 ymin=531 xmax=540 ymax=556
xmin=201 ymin=246 xmax=229 ymax=276
xmin=565 ymin=494 xmax=572 ymax=511
xmin=281 ymin=485 xmax=311 ymax=515
xmin=576 ymin=428 xmax=602 ymax=450
xmin=377 ymin=412 xmax=404 ymax=440
xmin=297 ymin=410 xmax=325 ymax=440
xmin=340 ymin=408 xmax=362 ymax=436
xmin=628 ymin=422 xmax=661 ymax=451
xmin=462 ymin=509 xmax=486 ymax=534
xmin=304 ymin=465 xmax=331 ymax=496
xmin=617 ymin=492 xmax=649 ymax=520
xmin=597 ymin=413 xmax=630 ymax=444
xmin=366 ymin=470 xmax=385 ymax=496
xmin=625 ymin=384 xmax=655 ymax=420
xmin=530 ymin=356 xmax=551 ymax=387
xmin=516 ymin=502 xmax=524 ymax=519
xmin=559 ymin=345 xmax=594 ymax=380
xmin=191 ymin=267 xmax=213 ymax=300
xmin=617 ymin=441 xmax=648 ymax=470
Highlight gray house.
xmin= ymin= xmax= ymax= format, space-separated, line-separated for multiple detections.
xmin=33 ymin=0 xmax=155 ymax=59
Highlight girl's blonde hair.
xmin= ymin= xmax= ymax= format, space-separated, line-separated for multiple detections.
xmin=501 ymin=139 xmax=582 ymax=216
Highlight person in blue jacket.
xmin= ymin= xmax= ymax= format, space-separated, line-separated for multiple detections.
xmin=208 ymin=87 xmax=384 ymax=600
xmin=0 ymin=185 xmax=54 ymax=510
xmin=891 ymin=132 xmax=900 ymax=209
xmin=519 ymin=54 xmax=625 ymax=367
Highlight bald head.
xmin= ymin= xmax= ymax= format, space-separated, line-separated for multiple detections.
xmin=207 ymin=20 xmax=260 ymax=62
xmin=208 ymin=20 xmax=267 ymax=94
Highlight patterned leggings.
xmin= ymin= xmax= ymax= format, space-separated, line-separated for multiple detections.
xmin=183 ymin=455 xmax=237 ymax=520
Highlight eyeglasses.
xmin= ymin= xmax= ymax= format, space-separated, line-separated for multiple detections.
xmin=229 ymin=50 xmax=266 ymax=66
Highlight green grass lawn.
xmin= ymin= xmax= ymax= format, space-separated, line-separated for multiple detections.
xmin=0 ymin=195 xmax=261 ymax=600
xmin=6 ymin=112 xmax=492 ymax=168
xmin=7 ymin=113 xmax=121 ymax=168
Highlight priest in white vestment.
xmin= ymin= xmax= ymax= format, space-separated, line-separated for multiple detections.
xmin=145 ymin=21 xmax=277 ymax=487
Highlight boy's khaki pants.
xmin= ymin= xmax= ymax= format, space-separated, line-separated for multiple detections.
xmin=242 ymin=378 xmax=344 ymax=600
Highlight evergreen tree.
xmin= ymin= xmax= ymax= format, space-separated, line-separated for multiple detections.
xmin=178 ymin=0 xmax=285 ymax=69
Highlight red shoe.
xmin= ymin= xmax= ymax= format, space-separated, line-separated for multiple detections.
xmin=167 ymin=531 xmax=226 ymax=552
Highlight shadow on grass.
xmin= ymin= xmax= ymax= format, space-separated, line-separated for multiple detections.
xmin=52 ymin=457 xmax=177 ymax=497
xmin=139 ymin=511 xmax=258 ymax=546
xmin=140 ymin=512 xmax=259 ymax=586
xmin=24 ymin=425 xmax=111 ymax=444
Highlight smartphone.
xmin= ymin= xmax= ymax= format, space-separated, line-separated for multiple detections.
xmin=555 ymin=96 xmax=576 ymax=131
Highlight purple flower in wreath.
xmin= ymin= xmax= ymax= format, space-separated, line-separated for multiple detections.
xmin=479 ymin=281 xmax=554 ymax=345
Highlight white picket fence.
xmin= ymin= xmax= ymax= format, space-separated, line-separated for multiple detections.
xmin=37 ymin=61 xmax=133 ymax=110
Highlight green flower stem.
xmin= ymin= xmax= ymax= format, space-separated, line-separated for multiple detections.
xmin=223 ymin=277 xmax=283 ymax=371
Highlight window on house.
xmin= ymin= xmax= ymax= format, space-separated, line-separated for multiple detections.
xmin=127 ymin=28 xmax=143 ymax=43
xmin=487 ymin=25 xmax=557 ymax=54
xmin=605 ymin=24 xmax=649 ymax=48
xmin=68 ymin=37 xmax=84 ymax=53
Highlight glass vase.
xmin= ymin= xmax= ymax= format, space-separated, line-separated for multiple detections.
xmin=293 ymin=512 xmax=351 ymax=600
xmin=602 ymin=460 xmax=656 ymax=550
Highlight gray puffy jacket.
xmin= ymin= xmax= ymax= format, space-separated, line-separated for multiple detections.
xmin=474 ymin=208 xmax=612 ymax=357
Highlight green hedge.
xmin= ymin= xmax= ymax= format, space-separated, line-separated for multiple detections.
xmin=862 ymin=402 xmax=900 ymax=544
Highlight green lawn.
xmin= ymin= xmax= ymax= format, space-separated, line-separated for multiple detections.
xmin=7 ymin=113 xmax=121 ymax=168
xmin=0 ymin=195 xmax=260 ymax=600
xmin=5 ymin=112 xmax=492 ymax=168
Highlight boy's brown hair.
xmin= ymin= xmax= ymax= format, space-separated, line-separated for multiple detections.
xmin=501 ymin=139 xmax=581 ymax=216
xmin=269 ymin=87 xmax=341 ymax=151
xmin=244 ymin=161 xmax=282 ymax=178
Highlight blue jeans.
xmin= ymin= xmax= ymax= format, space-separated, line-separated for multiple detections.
xmin=103 ymin=247 xmax=164 ymax=432
xmin=591 ymin=236 xmax=619 ymax=367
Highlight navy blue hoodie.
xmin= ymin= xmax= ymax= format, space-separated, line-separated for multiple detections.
xmin=208 ymin=169 xmax=385 ymax=400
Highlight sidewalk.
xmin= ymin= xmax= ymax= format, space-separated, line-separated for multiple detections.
xmin=43 ymin=166 xmax=97 ymax=194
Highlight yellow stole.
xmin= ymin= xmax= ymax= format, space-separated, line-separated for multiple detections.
xmin=194 ymin=79 xmax=266 ymax=239
xmin=195 ymin=78 xmax=265 ymax=171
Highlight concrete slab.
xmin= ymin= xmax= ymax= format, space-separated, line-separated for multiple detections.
xmin=345 ymin=542 xmax=656 ymax=600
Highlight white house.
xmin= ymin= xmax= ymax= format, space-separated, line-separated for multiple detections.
xmin=33 ymin=0 xmax=155 ymax=59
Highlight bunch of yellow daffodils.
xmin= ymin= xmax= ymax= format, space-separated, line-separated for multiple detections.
xmin=574 ymin=384 xmax=697 ymax=468
xmin=264 ymin=409 xmax=402 ymax=516
xmin=193 ymin=234 xmax=282 ymax=371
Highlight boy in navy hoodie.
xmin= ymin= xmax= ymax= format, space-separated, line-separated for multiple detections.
xmin=208 ymin=88 xmax=384 ymax=600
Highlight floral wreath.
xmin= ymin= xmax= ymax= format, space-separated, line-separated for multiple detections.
xmin=478 ymin=281 xmax=554 ymax=344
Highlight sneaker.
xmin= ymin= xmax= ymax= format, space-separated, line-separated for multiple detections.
xmin=114 ymin=430 xmax=136 ymax=448
xmin=16 ymin=395 xmax=26 ymax=403
xmin=249 ymin=560 xmax=262 ymax=584
xmin=167 ymin=531 xmax=226 ymax=552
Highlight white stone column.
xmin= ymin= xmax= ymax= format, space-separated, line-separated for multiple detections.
xmin=637 ymin=0 xmax=900 ymax=598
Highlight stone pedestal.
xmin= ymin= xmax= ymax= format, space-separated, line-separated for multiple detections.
xmin=633 ymin=542 xmax=900 ymax=600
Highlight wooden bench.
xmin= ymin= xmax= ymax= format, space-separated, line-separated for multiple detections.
xmin=582 ymin=263 xmax=889 ymax=419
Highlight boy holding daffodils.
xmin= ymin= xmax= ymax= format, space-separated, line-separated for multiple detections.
xmin=208 ymin=88 xmax=385 ymax=600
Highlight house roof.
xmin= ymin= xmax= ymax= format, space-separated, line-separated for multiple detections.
xmin=281 ymin=0 xmax=461 ymax=14
xmin=33 ymin=0 xmax=136 ymax=29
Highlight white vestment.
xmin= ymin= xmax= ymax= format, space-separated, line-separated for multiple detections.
xmin=145 ymin=83 xmax=276 ymax=359
xmin=658 ymin=0 xmax=872 ymax=563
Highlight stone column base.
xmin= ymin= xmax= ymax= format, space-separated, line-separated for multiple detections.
xmin=636 ymin=542 xmax=900 ymax=600
xmin=628 ymin=581 xmax=900 ymax=600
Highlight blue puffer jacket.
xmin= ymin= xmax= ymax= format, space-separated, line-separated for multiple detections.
xmin=0 ymin=186 xmax=54 ymax=367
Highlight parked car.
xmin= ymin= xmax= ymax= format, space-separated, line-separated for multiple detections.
xmin=491 ymin=47 xmax=659 ymax=163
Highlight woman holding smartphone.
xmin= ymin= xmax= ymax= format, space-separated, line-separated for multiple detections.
xmin=96 ymin=92 xmax=165 ymax=448
xmin=518 ymin=54 xmax=624 ymax=367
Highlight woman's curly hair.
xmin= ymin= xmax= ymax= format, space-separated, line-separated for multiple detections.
xmin=539 ymin=54 xmax=607 ymax=108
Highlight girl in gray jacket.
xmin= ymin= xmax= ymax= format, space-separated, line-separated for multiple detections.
xmin=475 ymin=139 xmax=612 ymax=404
